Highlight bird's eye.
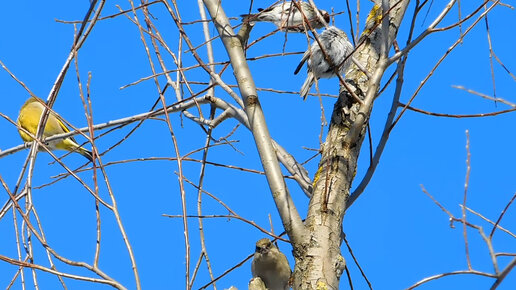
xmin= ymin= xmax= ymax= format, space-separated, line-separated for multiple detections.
xmin=255 ymin=246 xmax=261 ymax=252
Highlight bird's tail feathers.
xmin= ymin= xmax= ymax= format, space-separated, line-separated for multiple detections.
xmin=294 ymin=52 xmax=310 ymax=75
xmin=57 ymin=138 xmax=93 ymax=162
xmin=294 ymin=61 xmax=305 ymax=75
xmin=240 ymin=14 xmax=256 ymax=23
xmin=300 ymin=73 xmax=315 ymax=100
xmin=77 ymin=147 xmax=94 ymax=162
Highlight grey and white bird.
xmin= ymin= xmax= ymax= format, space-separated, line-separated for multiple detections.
xmin=251 ymin=238 xmax=291 ymax=290
xmin=294 ymin=26 xmax=354 ymax=99
xmin=241 ymin=1 xmax=329 ymax=32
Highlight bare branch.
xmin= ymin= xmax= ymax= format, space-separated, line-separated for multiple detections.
xmin=407 ymin=270 xmax=497 ymax=289
xmin=202 ymin=0 xmax=305 ymax=241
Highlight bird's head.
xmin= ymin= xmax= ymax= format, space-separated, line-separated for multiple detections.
xmin=255 ymin=238 xmax=273 ymax=255
xmin=321 ymin=10 xmax=330 ymax=24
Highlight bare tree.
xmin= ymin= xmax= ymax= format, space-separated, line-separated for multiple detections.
xmin=0 ymin=0 xmax=515 ymax=289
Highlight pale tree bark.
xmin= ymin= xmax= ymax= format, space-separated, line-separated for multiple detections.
xmin=294 ymin=1 xmax=409 ymax=288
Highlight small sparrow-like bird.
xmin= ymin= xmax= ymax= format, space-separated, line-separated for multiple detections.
xmin=294 ymin=26 xmax=354 ymax=99
xmin=17 ymin=97 xmax=93 ymax=161
xmin=241 ymin=1 xmax=330 ymax=32
xmin=251 ymin=238 xmax=291 ymax=290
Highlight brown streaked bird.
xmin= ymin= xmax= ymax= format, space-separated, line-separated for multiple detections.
xmin=251 ymin=238 xmax=291 ymax=290
xmin=241 ymin=1 xmax=330 ymax=32
xmin=17 ymin=97 xmax=93 ymax=161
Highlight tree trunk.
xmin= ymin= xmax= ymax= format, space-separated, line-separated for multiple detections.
xmin=292 ymin=1 xmax=409 ymax=288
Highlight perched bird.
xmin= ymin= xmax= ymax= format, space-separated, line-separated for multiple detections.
xmin=251 ymin=238 xmax=291 ymax=290
xmin=294 ymin=26 xmax=354 ymax=99
xmin=241 ymin=1 xmax=330 ymax=32
xmin=17 ymin=97 xmax=93 ymax=161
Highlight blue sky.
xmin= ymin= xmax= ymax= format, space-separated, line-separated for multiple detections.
xmin=1 ymin=1 xmax=515 ymax=289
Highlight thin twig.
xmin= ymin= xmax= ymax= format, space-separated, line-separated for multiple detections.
xmin=463 ymin=130 xmax=472 ymax=270
xmin=462 ymin=205 xmax=516 ymax=239
xmin=489 ymin=192 xmax=516 ymax=239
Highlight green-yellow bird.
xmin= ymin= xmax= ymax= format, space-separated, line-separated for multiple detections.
xmin=17 ymin=97 xmax=93 ymax=161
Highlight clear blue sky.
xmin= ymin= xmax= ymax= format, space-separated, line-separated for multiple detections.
xmin=1 ymin=1 xmax=515 ymax=289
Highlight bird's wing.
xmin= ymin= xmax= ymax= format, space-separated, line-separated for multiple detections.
xmin=45 ymin=113 xmax=77 ymax=144
xmin=54 ymin=114 xmax=71 ymax=134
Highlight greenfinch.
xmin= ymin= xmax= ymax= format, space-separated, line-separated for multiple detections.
xmin=251 ymin=238 xmax=291 ymax=290
xmin=17 ymin=97 xmax=93 ymax=161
